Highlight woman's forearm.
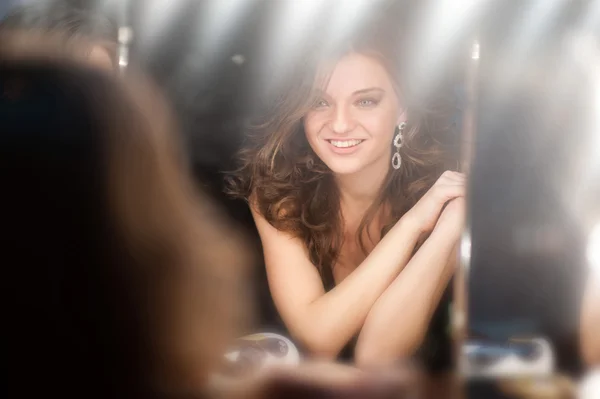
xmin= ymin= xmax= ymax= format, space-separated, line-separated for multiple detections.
xmin=581 ymin=275 xmax=600 ymax=366
xmin=354 ymin=227 xmax=458 ymax=367
xmin=299 ymin=217 xmax=422 ymax=357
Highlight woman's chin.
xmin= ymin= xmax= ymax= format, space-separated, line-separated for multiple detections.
xmin=325 ymin=162 xmax=366 ymax=176
xmin=317 ymin=149 xmax=388 ymax=178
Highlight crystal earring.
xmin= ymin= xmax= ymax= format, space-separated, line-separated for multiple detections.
xmin=392 ymin=122 xmax=405 ymax=170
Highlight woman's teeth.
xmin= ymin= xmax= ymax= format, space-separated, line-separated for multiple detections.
xmin=328 ymin=139 xmax=363 ymax=148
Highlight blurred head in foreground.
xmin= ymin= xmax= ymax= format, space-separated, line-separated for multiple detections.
xmin=0 ymin=2 xmax=117 ymax=70
xmin=1 ymin=34 xmax=250 ymax=398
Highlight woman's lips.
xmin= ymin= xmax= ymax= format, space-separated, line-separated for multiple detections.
xmin=325 ymin=139 xmax=365 ymax=154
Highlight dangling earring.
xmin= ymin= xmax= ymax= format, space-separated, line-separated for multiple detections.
xmin=392 ymin=121 xmax=405 ymax=170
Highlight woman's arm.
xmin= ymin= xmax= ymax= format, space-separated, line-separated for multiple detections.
xmin=253 ymin=171 xmax=465 ymax=359
xmin=580 ymin=273 xmax=600 ymax=367
xmin=252 ymin=207 xmax=421 ymax=359
xmin=355 ymin=198 xmax=464 ymax=367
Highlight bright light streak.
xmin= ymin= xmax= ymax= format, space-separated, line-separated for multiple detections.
xmin=509 ymin=0 xmax=564 ymax=56
xmin=596 ymin=72 xmax=600 ymax=171
xmin=588 ymin=224 xmax=600 ymax=277
xmin=471 ymin=40 xmax=480 ymax=60
xmin=231 ymin=54 xmax=245 ymax=65
xmin=323 ymin=0 xmax=379 ymax=46
xmin=179 ymin=0 xmax=256 ymax=75
xmin=570 ymin=33 xmax=600 ymax=183
xmin=136 ymin=0 xmax=186 ymax=52
xmin=195 ymin=0 xmax=256 ymax=56
xmin=118 ymin=27 xmax=133 ymax=72
xmin=491 ymin=0 xmax=565 ymax=94
xmin=460 ymin=230 xmax=472 ymax=272
xmin=409 ymin=0 xmax=490 ymax=98
xmin=261 ymin=0 xmax=325 ymax=75
xmin=545 ymin=32 xmax=600 ymax=233
xmin=258 ymin=0 xmax=384 ymax=91
xmin=96 ymin=0 xmax=121 ymax=16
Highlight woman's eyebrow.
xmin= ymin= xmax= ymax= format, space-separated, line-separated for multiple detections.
xmin=314 ymin=87 xmax=385 ymax=99
xmin=352 ymin=87 xmax=385 ymax=95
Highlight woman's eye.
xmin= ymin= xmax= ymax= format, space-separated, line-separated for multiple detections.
xmin=314 ymin=99 xmax=329 ymax=108
xmin=356 ymin=98 xmax=378 ymax=107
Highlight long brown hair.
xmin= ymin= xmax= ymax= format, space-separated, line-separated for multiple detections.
xmin=227 ymin=29 xmax=460 ymax=287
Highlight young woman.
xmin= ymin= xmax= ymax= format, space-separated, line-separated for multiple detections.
xmin=228 ymin=31 xmax=465 ymax=368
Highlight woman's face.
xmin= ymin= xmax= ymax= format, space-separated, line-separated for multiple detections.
xmin=303 ymin=52 xmax=404 ymax=176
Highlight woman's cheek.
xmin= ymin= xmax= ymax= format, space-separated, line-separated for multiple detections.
xmin=304 ymin=116 xmax=325 ymax=141
xmin=362 ymin=114 xmax=394 ymax=141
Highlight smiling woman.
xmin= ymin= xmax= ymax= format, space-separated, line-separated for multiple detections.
xmin=227 ymin=26 xmax=463 ymax=369
xmin=304 ymin=54 xmax=403 ymax=177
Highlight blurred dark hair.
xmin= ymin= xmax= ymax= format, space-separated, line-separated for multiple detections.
xmin=0 ymin=2 xmax=117 ymax=61
xmin=1 ymin=35 xmax=250 ymax=399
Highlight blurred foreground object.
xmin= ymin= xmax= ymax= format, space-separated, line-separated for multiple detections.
xmin=210 ymin=360 xmax=426 ymax=399
xmin=1 ymin=34 xmax=251 ymax=398
xmin=0 ymin=1 xmax=117 ymax=70
xmin=217 ymin=333 xmax=301 ymax=379
xmin=498 ymin=375 xmax=576 ymax=399
xmin=463 ymin=338 xmax=555 ymax=379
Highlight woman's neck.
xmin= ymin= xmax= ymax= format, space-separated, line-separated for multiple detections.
xmin=336 ymin=155 xmax=389 ymax=218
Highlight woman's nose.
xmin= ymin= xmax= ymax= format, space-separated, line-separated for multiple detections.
xmin=330 ymin=106 xmax=354 ymax=135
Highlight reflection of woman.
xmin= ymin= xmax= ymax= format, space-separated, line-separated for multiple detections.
xmin=229 ymin=32 xmax=465 ymax=367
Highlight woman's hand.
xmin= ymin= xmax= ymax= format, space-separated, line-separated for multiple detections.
xmin=356 ymin=196 xmax=466 ymax=366
xmin=432 ymin=197 xmax=466 ymax=241
xmin=403 ymin=171 xmax=466 ymax=235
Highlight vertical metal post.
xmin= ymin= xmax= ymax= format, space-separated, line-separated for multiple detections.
xmin=453 ymin=36 xmax=479 ymax=379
